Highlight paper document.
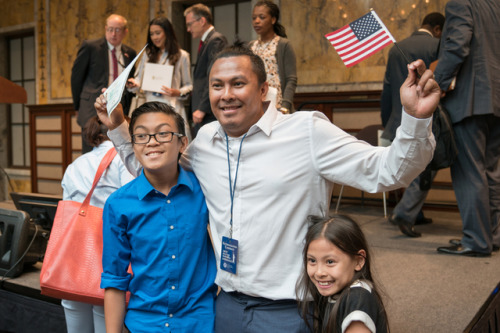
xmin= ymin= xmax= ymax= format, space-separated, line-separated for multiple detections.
xmin=142 ymin=63 xmax=174 ymax=93
xmin=104 ymin=45 xmax=147 ymax=116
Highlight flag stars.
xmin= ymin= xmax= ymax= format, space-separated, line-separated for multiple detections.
xmin=350 ymin=13 xmax=382 ymax=41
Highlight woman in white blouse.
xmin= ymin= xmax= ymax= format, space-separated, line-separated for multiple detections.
xmin=127 ymin=17 xmax=193 ymax=139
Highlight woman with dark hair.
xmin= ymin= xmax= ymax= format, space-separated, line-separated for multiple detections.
xmin=60 ymin=116 xmax=134 ymax=333
xmin=127 ymin=17 xmax=193 ymax=139
xmin=249 ymin=0 xmax=297 ymax=113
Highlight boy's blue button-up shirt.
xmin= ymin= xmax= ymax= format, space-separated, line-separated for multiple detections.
xmin=101 ymin=167 xmax=217 ymax=332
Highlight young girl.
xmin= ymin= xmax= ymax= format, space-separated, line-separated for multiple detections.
xmin=296 ymin=215 xmax=389 ymax=333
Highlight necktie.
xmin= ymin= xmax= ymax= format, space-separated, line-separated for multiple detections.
xmin=111 ymin=48 xmax=118 ymax=80
xmin=198 ymin=40 xmax=204 ymax=54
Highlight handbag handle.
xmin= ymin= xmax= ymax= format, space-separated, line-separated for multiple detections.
xmin=79 ymin=148 xmax=118 ymax=216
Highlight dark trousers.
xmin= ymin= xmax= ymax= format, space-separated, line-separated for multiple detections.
xmin=215 ymin=290 xmax=310 ymax=333
xmin=451 ymin=114 xmax=500 ymax=253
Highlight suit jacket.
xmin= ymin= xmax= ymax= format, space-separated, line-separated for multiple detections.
xmin=71 ymin=37 xmax=137 ymax=127
xmin=380 ymin=31 xmax=440 ymax=141
xmin=192 ymin=29 xmax=227 ymax=125
xmin=434 ymin=0 xmax=500 ymax=124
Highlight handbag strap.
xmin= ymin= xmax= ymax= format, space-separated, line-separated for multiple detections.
xmin=79 ymin=148 xmax=118 ymax=216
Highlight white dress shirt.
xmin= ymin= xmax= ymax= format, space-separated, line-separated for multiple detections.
xmin=107 ymin=42 xmax=125 ymax=86
xmin=109 ymin=105 xmax=434 ymax=300
xmin=62 ymin=141 xmax=134 ymax=206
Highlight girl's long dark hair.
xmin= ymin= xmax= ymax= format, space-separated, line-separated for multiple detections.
xmin=146 ymin=17 xmax=181 ymax=66
xmin=296 ymin=215 xmax=388 ymax=332
xmin=254 ymin=0 xmax=287 ymax=38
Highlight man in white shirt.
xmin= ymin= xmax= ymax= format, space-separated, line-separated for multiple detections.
xmin=95 ymin=44 xmax=439 ymax=332
xmin=71 ymin=14 xmax=136 ymax=153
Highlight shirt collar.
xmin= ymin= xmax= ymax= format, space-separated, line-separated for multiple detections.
xmin=211 ymin=102 xmax=279 ymax=141
xmin=135 ymin=165 xmax=194 ymax=200
xmin=201 ymin=26 xmax=215 ymax=42
xmin=417 ymin=28 xmax=433 ymax=37
xmin=107 ymin=41 xmax=122 ymax=52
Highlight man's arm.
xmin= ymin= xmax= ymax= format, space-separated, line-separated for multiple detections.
xmin=95 ymin=93 xmax=143 ymax=177
xmin=71 ymin=40 xmax=91 ymax=111
xmin=433 ymin=0 xmax=473 ymax=90
xmin=315 ymin=59 xmax=438 ymax=192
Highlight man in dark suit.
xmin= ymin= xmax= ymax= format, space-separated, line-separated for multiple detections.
xmin=71 ymin=14 xmax=136 ymax=153
xmin=184 ymin=3 xmax=227 ymax=137
xmin=380 ymin=13 xmax=445 ymax=237
xmin=435 ymin=0 xmax=500 ymax=257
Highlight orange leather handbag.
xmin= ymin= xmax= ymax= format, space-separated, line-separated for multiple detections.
xmin=40 ymin=148 xmax=117 ymax=305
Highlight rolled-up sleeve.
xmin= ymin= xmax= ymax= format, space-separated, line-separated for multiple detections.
xmin=101 ymin=197 xmax=132 ymax=291
xmin=313 ymin=110 xmax=434 ymax=193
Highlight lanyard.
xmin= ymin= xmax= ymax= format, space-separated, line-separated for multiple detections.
xmin=226 ymin=132 xmax=247 ymax=239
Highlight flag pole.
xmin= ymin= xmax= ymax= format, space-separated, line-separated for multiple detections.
xmin=370 ymin=8 xmax=421 ymax=77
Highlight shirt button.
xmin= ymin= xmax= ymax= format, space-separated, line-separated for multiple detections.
xmin=169 ymin=314 xmax=173 ymax=318
xmin=167 ymin=199 xmax=171 ymax=204
xmin=172 ymin=285 xmax=176 ymax=290
xmin=165 ymin=323 xmax=169 ymax=327
xmin=170 ymin=225 xmax=174 ymax=230
xmin=171 ymin=255 xmax=176 ymax=259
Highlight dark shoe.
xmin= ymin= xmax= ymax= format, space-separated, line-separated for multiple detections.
xmin=437 ymin=244 xmax=491 ymax=257
xmin=398 ymin=220 xmax=422 ymax=238
xmin=415 ymin=216 xmax=433 ymax=225
xmin=390 ymin=215 xmax=422 ymax=237
xmin=449 ymin=239 xmax=499 ymax=252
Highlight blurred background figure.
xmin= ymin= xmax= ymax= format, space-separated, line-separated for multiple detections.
xmin=249 ymin=0 xmax=297 ymax=114
xmin=60 ymin=116 xmax=134 ymax=333
xmin=127 ymin=17 xmax=193 ymax=140
xmin=380 ymin=12 xmax=445 ymax=238
xmin=184 ymin=3 xmax=227 ymax=137
xmin=71 ymin=14 xmax=136 ymax=153
xmin=435 ymin=0 xmax=500 ymax=257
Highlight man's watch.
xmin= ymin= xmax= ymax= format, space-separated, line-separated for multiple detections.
xmin=279 ymin=107 xmax=289 ymax=114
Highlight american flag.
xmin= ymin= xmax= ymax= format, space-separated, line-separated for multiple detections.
xmin=325 ymin=11 xmax=395 ymax=67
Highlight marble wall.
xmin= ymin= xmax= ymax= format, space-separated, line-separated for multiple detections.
xmin=284 ymin=0 xmax=447 ymax=91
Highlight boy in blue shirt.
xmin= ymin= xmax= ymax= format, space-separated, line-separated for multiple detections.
xmin=100 ymin=101 xmax=217 ymax=332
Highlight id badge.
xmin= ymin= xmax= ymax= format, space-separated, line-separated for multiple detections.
xmin=220 ymin=236 xmax=238 ymax=274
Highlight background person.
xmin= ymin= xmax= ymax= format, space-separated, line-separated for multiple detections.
xmin=61 ymin=116 xmax=134 ymax=333
xmin=249 ymin=0 xmax=297 ymax=114
xmin=380 ymin=12 xmax=445 ymax=237
xmin=71 ymin=14 xmax=136 ymax=153
xmin=184 ymin=3 xmax=227 ymax=136
xmin=127 ymin=17 xmax=193 ymax=140
xmin=296 ymin=215 xmax=388 ymax=333
xmin=435 ymin=0 xmax=500 ymax=257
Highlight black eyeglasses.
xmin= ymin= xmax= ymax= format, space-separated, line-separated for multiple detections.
xmin=131 ymin=131 xmax=184 ymax=144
